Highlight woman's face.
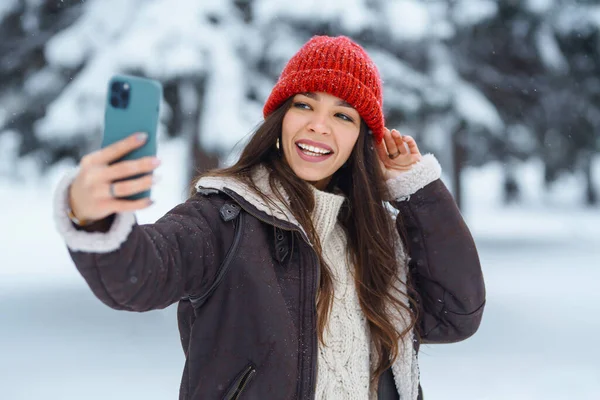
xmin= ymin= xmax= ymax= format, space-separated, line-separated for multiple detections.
xmin=281 ymin=92 xmax=361 ymax=190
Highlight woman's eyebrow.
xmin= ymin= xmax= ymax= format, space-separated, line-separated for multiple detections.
xmin=301 ymin=92 xmax=318 ymax=100
xmin=300 ymin=92 xmax=354 ymax=109
xmin=337 ymin=100 xmax=353 ymax=108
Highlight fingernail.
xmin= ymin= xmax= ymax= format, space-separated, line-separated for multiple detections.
xmin=152 ymin=158 xmax=161 ymax=166
xmin=135 ymin=132 xmax=148 ymax=142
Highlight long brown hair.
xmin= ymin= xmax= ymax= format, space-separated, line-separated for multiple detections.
xmin=191 ymin=97 xmax=419 ymax=383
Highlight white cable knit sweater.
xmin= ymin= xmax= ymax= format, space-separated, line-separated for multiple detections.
xmin=309 ymin=188 xmax=374 ymax=399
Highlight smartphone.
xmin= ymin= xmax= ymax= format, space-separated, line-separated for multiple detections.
xmin=101 ymin=74 xmax=162 ymax=200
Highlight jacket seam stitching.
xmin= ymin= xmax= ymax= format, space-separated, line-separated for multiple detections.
xmin=190 ymin=210 xmax=243 ymax=307
xmin=442 ymin=298 xmax=486 ymax=317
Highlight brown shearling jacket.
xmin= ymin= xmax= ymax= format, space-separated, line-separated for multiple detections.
xmin=54 ymin=157 xmax=485 ymax=400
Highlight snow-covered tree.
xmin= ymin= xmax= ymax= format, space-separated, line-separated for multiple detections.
xmin=449 ymin=0 xmax=600 ymax=204
xmin=0 ymin=0 xmax=85 ymax=173
xmin=0 ymin=0 xmax=598 ymax=205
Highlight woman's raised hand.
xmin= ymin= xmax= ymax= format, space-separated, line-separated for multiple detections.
xmin=68 ymin=132 xmax=161 ymax=223
xmin=375 ymin=128 xmax=422 ymax=180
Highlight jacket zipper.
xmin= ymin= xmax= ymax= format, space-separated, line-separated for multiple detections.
xmin=226 ymin=364 xmax=256 ymax=400
xmin=221 ymin=188 xmax=319 ymax=399
xmin=305 ymin=248 xmax=319 ymax=399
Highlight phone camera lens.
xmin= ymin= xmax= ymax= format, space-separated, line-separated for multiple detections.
xmin=111 ymin=81 xmax=122 ymax=93
xmin=110 ymin=80 xmax=130 ymax=109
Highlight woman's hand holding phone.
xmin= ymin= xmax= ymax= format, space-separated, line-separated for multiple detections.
xmin=68 ymin=132 xmax=161 ymax=224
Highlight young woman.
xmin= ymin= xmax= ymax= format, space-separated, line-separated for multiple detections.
xmin=54 ymin=36 xmax=485 ymax=400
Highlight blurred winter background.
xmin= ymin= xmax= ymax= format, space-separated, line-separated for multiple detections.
xmin=0 ymin=0 xmax=599 ymax=399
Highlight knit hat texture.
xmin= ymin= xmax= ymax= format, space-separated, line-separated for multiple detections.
xmin=263 ymin=35 xmax=385 ymax=143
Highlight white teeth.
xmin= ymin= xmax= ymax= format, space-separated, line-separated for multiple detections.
xmin=297 ymin=143 xmax=331 ymax=155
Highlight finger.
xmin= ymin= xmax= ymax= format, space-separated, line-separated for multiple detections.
xmin=402 ymin=135 xmax=421 ymax=155
xmin=391 ymin=130 xmax=409 ymax=155
xmin=374 ymin=134 xmax=391 ymax=163
xmin=108 ymin=174 xmax=155 ymax=198
xmin=383 ymin=128 xmax=398 ymax=156
xmin=103 ymin=156 xmax=161 ymax=181
xmin=86 ymin=132 xmax=148 ymax=166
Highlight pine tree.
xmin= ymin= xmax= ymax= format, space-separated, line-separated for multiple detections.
xmin=1 ymin=0 xmax=597 ymax=206
xmin=0 ymin=0 xmax=85 ymax=169
xmin=449 ymin=0 xmax=600 ymax=205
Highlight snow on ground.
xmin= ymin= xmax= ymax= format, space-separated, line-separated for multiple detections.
xmin=0 ymin=143 xmax=599 ymax=399
xmin=417 ymin=161 xmax=600 ymax=400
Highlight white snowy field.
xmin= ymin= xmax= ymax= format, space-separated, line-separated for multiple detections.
xmin=0 ymin=139 xmax=599 ymax=400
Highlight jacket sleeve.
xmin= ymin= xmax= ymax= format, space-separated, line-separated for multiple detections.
xmin=53 ymin=169 xmax=226 ymax=312
xmin=386 ymin=154 xmax=486 ymax=344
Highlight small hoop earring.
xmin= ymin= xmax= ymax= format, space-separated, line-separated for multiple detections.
xmin=275 ymin=138 xmax=280 ymax=150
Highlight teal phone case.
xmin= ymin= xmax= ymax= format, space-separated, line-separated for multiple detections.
xmin=101 ymin=74 xmax=162 ymax=200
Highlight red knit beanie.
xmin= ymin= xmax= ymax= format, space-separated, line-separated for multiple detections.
xmin=263 ymin=35 xmax=385 ymax=143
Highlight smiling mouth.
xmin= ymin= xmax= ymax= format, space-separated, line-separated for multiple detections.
xmin=296 ymin=142 xmax=333 ymax=156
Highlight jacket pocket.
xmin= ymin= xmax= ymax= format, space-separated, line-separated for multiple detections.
xmin=223 ymin=363 xmax=256 ymax=400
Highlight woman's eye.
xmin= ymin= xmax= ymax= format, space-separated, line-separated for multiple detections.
xmin=336 ymin=113 xmax=354 ymax=123
xmin=293 ymin=102 xmax=310 ymax=110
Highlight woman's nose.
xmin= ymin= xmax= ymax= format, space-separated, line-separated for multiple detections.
xmin=307 ymin=113 xmax=331 ymax=135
